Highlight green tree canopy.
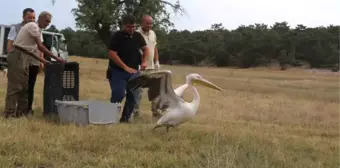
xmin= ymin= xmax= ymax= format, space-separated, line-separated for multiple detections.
xmin=52 ymin=0 xmax=184 ymax=46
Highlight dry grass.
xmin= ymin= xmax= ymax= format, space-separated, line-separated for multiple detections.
xmin=0 ymin=56 xmax=339 ymax=168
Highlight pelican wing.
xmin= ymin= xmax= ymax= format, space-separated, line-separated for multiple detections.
xmin=128 ymin=70 xmax=184 ymax=107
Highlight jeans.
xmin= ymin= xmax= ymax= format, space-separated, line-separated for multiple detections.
xmin=108 ymin=68 xmax=141 ymax=122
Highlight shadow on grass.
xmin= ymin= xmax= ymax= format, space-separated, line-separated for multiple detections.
xmin=31 ymin=107 xmax=61 ymax=125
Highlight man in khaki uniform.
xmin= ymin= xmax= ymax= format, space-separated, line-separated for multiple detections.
xmin=133 ymin=15 xmax=161 ymax=118
xmin=7 ymin=8 xmax=45 ymax=116
xmin=3 ymin=11 xmax=65 ymax=118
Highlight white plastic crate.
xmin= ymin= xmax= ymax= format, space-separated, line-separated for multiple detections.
xmin=55 ymin=100 xmax=121 ymax=125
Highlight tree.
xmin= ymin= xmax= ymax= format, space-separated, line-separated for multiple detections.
xmin=328 ymin=43 xmax=339 ymax=71
xmin=48 ymin=3 xmax=340 ymax=71
xmin=52 ymin=0 xmax=185 ymax=47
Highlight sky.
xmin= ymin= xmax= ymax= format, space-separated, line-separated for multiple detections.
xmin=0 ymin=0 xmax=339 ymax=31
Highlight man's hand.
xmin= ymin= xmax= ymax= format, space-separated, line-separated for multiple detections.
xmin=43 ymin=59 xmax=52 ymax=65
xmin=40 ymin=63 xmax=44 ymax=72
xmin=140 ymin=62 xmax=147 ymax=71
xmin=37 ymin=55 xmax=50 ymax=65
xmin=155 ymin=61 xmax=160 ymax=70
xmin=124 ymin=66 xmax=137 ymax=74
xmin=56 ymin=57 xmax=66 ymax=64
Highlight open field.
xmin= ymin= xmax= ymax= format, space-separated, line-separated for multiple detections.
xmin=0 ymin=56 xmax=339 ymax=168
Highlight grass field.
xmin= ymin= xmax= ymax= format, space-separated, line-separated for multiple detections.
xmin=0 ymin=56 xmax=339 ymax=168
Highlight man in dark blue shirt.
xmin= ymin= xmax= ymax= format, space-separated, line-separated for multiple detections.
xmin=107 ymin=15 xmax=149 ymax=123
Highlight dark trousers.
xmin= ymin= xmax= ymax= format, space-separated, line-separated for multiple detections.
xmin=108 ymin=68 xmax=141 ymax=122
xmin=28 ymin=65 xmax=39 ymax=111
xmin=133 ymin=69 xmax=162 ymax=117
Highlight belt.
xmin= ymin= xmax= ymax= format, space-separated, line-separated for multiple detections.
xmin=13 ymin=45 xmax=36 ymax=57
xmin=13 ymin=45 xmax=47 ymax=63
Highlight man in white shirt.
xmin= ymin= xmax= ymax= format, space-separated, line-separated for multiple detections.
xmin=133 ymin=15 xmax=162 ymax=118
xmin=3 ymin=11 xmax=65 ymax=118
xmin=7 ymin=8 xmax=36 ymax=53
xmin=136 ymin=15 xmax=160 ymax=70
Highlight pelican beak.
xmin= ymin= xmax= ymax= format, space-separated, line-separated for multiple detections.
xmin=192 ymin=78 xmax=223 ymax=91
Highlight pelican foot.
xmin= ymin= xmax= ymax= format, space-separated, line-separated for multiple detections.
xmin=152 ymin=111 xmax=163 ymax=118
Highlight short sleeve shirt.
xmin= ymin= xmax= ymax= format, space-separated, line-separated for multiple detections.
xmin=12 ymin=22 xmax=43 ymax=66
xmin=136 ymin=28 xmax=157 ymax=70
xmin=7 ymin=26 xmax=18 ymax=41
xmin=108 ymin=31 xmax=147 ymax=70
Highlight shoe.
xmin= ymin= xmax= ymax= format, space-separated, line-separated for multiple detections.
xmin=133 ymin=109 xmax=140 ymax=117
xmin=3 ymin=112 xmax=17 ymax=118
xmin=119 ymin=119 xmax=130 ymax=123
xmin=119 ymin=116 xmax=130 ymax=123
xmin=19 ymin=109 xmax=32 ymax=117
xmin=26 ymin=109 xmax=34 ymax=116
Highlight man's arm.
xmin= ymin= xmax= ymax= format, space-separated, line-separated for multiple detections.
xmin=40 ymin=51 xmax=44 ymax=59
xmin=154 ymin=47 xmax=159 ymax=62
xmin=154 ymin=47 xmax=159 ymax=65
xmin=40 ymin=33 xmax=45 ymax=62
xmin=108 ymin=33 xmax=128 ymax=70
xmin=137 ymin=32 xmax=149 ymax=64
xmin=35 ymin=38 xmax=58 ymax=60
xmin=141 ymin=45 xmax=149 ymax=64
xmin=28 ymin=24 xmax=59 ymax=61
xmin=153 ymin=33 xmax=159 ymax=62
xmin=7 ymin=26 xmax=17 ymax=53
xmin=39 ymin=51 xmax=45 ymax=70
xmin=108 ymin=50 xmax=128 ymax=70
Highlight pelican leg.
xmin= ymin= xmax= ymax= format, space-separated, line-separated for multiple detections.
xmin=153 ymin=125 xmax=162 ymax=131
xmin=151 ymin=97 xmax=163 ymax=118
xmin=166 ymin=124 xmax=175 ymax=133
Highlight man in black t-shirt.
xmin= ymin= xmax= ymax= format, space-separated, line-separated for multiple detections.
xmin=107 ymin=15 xmax=149 ymax=123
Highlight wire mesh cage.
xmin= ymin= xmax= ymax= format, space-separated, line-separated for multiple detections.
xmin=62 ymin=62 xmax=79 ymax=101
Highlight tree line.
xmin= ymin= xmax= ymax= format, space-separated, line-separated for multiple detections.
xmin=49 ymin=22 xmax=339 ymax=71
xmin=48 ymin=0 xmax=339 ymax=71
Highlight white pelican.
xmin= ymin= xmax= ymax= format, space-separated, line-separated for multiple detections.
xmin=128 ymin=70 xmax=223 ymax=132
xmin=151 ymin=74 xmax=199 ymax=112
